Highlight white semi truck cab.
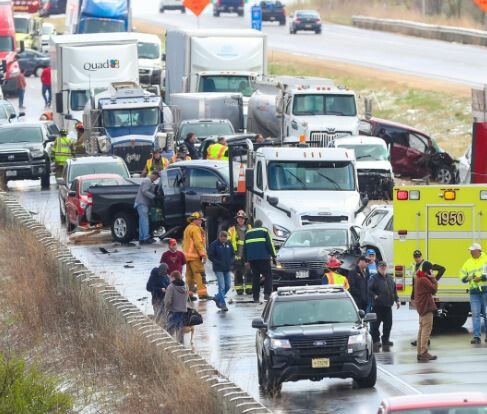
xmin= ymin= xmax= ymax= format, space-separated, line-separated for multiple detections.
xmin=247 ymin=146 xmax=367 ymax=246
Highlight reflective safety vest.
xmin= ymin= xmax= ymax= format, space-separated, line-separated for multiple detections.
xmin=323 ymin=271 xmax=350 ymax=290
xmin=459 ymin=252 xmax=487 ymax=293
xmin=53 ymin=136 xmax=73 ymax=166
xmin=228 ymin=224 xmax=252 ymax=260
xmin=207 ymin=143 xmax=228 ymax=160
xmin=146 ymin=157 xmax=169 ymax=173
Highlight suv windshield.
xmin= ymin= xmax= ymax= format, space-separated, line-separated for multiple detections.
xmin=179 ymin=122 xmax=234 ymax=140
xmin=293 ymin=94 xmax=357 ymax=116
xmin=271 ymin=298 xmax=359 ymax=327
xmin=284 ymin=228 xmax=348 ymax=248
xmin=0 ymin=127 xmax=43 ymax=144
xmin=338 ymin=143 xmax=389 ymax=161
xmin=267 ymin=161 xmax=355 ymax=191
xmin=198 ymin=75 xmax=254 ymax=97
xmin=68 ymin=162 xmax=129 ymax=182
xmin=138 ymin=41 xmax=160 ymax=59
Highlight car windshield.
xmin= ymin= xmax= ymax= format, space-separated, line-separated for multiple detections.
xmin=81 ymin=19 xmax=125 ymax=34
xmin=103 ymin=108 xmax=159 ymax=128
xmin=81 ymin=177 xmax=127 ymax=194
xmin=0 ymin=36 xmax=14 ymax=52
xmin=267 ymin=161 xmax=355 ymax=191
xmin=198 ymin=75 xmax=254 ymax=97
xmin=271 ymin=298 xmax=359 ymax=327
xmin=0 ymin=127 xmax=43 ymax=144
xmin=284 ymin=228 xmax=348 ymax=248
xmin=14 ymin=18 xmax=30 ymax=34
xmin=69 ymin=162 xmax=129 ymax=182
xmin=179 ymin=123 xmax=234 ymax=140
xmin=137 ymin=41 xmax=160 ymax=59
xmin=293 ymin=94 xmax=357 ymax=116
xmin=389 ymin=407 xmax=487 ymax=414
xmin=337 ymin=143 xmax=389 ymax=161
xmin=297 ymin=11 xmax=319 ymax=18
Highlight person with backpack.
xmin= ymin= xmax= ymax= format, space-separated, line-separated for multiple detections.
xmin=146 ymin=263 xmax=171 ymax=324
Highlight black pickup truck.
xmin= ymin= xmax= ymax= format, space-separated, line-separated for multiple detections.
xmin=87 ymin=159 xmax=245 ymax=243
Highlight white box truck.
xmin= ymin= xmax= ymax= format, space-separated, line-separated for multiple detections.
xmin=50 ymin=32 xmax=139 ymax=131
xmin=164 ymin=29 xmax=267 ymax=123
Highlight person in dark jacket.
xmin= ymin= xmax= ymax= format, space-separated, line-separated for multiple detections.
xmin=146 ymin=263 xmax=171 ymax=324
xmin=184 ymin=132 xmax=200 ymax=160
xmin=368 ymin=261 xmax=400 ymax=348
xmin=208 ymin=230 xmax=235 ymax=311
xmin=164 ymin=271 xmax=189 ymax=344
xmin=243 ymin=219 xmax=277 ymax=303
xmin=415 ymin=261 xmax=438 ymax=362
xmin=348 ymin=256 xmax=369 ymax=312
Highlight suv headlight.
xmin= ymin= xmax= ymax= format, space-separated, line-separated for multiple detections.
xmin=270 ymin=338 xmax=291 ymax=349
xmin=31 ymin=149 xmax=44 ymax=159
xmin=348 ymin=333 xmax=367 ymax=346
xmin=273 ymin=224 xmax=290 ymax=239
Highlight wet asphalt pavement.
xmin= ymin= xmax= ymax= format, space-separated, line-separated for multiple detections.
xmin=4 ymin=79 xmax=487 ymax=412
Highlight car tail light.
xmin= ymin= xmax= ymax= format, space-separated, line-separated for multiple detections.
xmin=396 ymin=190 xmax=408 ymax=200
xmin=394 ymin=265 xmax=405 ymax=290
xmin=86 ymin=192 xmax=93 ymax=205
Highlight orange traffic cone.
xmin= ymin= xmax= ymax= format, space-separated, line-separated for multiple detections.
xmin=237 ymin=163 xmax=246 ymax=193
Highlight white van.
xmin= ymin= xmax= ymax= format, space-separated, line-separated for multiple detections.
xmin=134 ymin=32 xmax=163 ymax=89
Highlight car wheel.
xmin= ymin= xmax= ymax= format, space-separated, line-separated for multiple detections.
xmin=214 ymin=10 xmax=220 ymax=16
xmin=111 ymin=211 xmax=136 ymax=243
xmin=290 ymin=28 xmax=295 ymax=34
xmin=257 ymin=360 xmax=264 ymax=386
xmin=35 ymin=66 xmax=44 ymax=77
xmin=263 ymin=358 xmax=282 ymax=396
xmin=315 ymin=29 xmax=321 ymax=34
xmin=59 ymin=202 xmax=66 ymax=224
xmin=436 ymin=164 xmax=455 ymax=184
xmin=355 ymin=354 xmax=377 ymax=388
xmin=67 ymin=219 xmax=76 ymax=233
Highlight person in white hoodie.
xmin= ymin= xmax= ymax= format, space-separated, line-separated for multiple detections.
xmin=164 ymin=271 xmax=189 ymax=343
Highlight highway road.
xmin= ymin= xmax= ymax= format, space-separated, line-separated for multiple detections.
xmin=134 ymin=0 xmax=487 ymax=87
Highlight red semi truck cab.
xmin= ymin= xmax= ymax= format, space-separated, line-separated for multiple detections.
xmin=0 ymin=0 xmax=21 ymax=95
xmin=13 ymin=0 xmax=40 ymax=13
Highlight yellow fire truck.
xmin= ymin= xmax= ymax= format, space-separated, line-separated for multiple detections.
xmin=393 ymin=185 xmax=487 ymax=328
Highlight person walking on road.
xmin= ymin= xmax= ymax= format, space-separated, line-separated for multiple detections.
xmin=459 ymin=243 xmax=487 ymax=345
xmin=164 ymin=270 xmax=189 ymax=344
xmin=369 ymin=261 xmax=400 ymax=349
xmin=322 ymin=257 xmax=350 ymax=290
xmin=17 ymin=68 xmax=27 ymax=110
xmin=183 ymin=211 xmax=209 ymax=299
xmin=134 ymin=170 xmax=159 ymax=245
xmin=160 ymin=238 xmax=186 ymax=275
xmin=208 ymin=230 xmax=235 ymax=311
xmin=243 ymin=219 xmax=276 ymax=303
xmin=146 ymin=263 xmax=171 ymax=324
xmin=366 ymin=248 xmax=379 ymax=279
xmin=415 ymin=261 xmax=438 ymax=362
xmin=348 ymin=255 xmax=369 ymax=311
xmin=184 ymin=132 xmax=200 ymax=160
xmin=40 ymin=66 xmax=52 ymax=107
xmin=228 ymin=210 xmax=252 ymax=295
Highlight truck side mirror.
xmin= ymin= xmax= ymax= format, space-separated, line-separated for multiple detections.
xmin=245 ymin=168 xmax=254 ymax=191
xmin=267 ymin=196 xmax=279 ymax=206
xmin=55 ymin=92 xmax=63 ymax=114
xmin=19 ymin=40 xmax=25 ymax=53
xmin=216 ymin=180 xmax=226 ymax=192
xmin=162 ymin=53 xmax=166 ymax=61
xmin=1 ymin=59 xmax=7 ymax=74
xmin=251 ymin=318 xmax=266 ymax=329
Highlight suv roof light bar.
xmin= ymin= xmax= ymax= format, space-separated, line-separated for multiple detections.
xmin=276 ymin=285 xmax=345 ymax=296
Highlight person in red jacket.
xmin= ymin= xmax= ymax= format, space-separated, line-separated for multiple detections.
xmin=40 ymin=66 xmax=52 ymax=108
xmin=160 ymin=239 xmax=186 ymax=274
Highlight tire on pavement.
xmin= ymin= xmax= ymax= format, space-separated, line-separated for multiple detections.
xmin=354 ymin=354 xmax=377 ymax=388
xmin=111 ymin=211 xmax=136 ymax=243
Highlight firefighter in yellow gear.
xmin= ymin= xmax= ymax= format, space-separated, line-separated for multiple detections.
xmin=52 ymin=129 xmax=73 ymax=177
xmin=228 ymin=210 xmax=253 ymax=295
xmin=141 ymin=149 xmax=169 ymax=177
xmin=183 ymin=211 xmax=209 ymax=299
xmin=322 ymin=257 xmax=350 ymax=290
xmin=207 ymin=137 xmax=228 ymax=160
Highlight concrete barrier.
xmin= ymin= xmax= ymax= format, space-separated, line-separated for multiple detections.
xmin=0 ymin=191 xmax=271 ymax=414
xmin=352 ymin=15 xmax=487 ymax=47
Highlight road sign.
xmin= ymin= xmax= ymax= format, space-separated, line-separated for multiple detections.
xmin=183 ymin=0 xmax=210 ymax=16
xmin=251 ymin=5 xmax=262 ymax=31
xmin=474 ymin=0 xmax=487 ymax=12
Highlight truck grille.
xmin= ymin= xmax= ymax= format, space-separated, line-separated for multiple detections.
xmin=301 ymin=215 xmax=348 ymax=224
xmin=112 ymin=143 xmax=152 ymax=174
xmin=281 ymin=261 xmax=324 ymax=270
xmin=0 ymin=151 xmax=29 ymax=163
xmin=309 ymin=131 xmax=351 ymax=147
xmin=290 ymin=336 xmax=348 ymax=354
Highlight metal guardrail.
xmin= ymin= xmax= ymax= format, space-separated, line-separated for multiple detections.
xmin=352 ymin=15 xmax=487 ymax=47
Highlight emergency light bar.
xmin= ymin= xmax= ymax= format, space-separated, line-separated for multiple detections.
xmin=277 ymin=285 xmax=345 ymax=296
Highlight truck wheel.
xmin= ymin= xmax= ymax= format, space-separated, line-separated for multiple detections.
xmin=355 ymin=354 xmax=376 ymax=388
xmin=181 ymin=7 xmax=186 ymax=13
xmin=213 ymin=10 xmax=220 ymax=16
xmin=111 ymin=212 xmax=136 ymax=243
xmin=40 ymin=171 xmax=50 ymax=189
xmin=238 ymin=10 xmax=244 ymax=16
xmin=436 ymin=165 xmax=454 ymax=184
xmin=279 ymin=18 xmax=286 ymax=26
xmin=435 ymin=303 xmax=469 ymax=329
xmin=257 ymin=360 xmax=264 ymax=386
xmin=263 ymin=358 xmax=282 ymax=396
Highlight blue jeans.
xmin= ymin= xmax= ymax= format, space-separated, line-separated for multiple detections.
xmin=135 ymin=204 xmax=150 ymax=241
xmin=42 ymin=84 xmax=51 ymax=106
xmin=470 ymin=292 xmax=487 ymax=339
xmin=214 ymin=271 xmax=232 ymax=306
xmin=165 ymin=311 xmax=185 ymax=343
xmin=18 ymin=89 xmax=25 ymax=107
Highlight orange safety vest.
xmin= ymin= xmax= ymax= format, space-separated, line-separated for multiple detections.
xmin=324 ymin=271 xmax=350 ymax=290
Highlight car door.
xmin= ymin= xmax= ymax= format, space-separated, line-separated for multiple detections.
xmin=387 ymin=129 xmax=410 ymax=176
xmin=182 ymin=167 xmax=222 ymax=215
xmin=404 ymin=132 xmax=429 ymax=178
xmin=65 ymin=179 xmax=79 ymax=225
xmin=159 ymin=168 xmax=185 ymax=226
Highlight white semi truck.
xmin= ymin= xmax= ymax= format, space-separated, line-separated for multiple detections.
xmin=51 ymin=33 xmax=139 ymax=131
xmin=164 ymin=28 xmax=267 ymax=122
xmin=248 ymin=76 xmax=360 ymax=145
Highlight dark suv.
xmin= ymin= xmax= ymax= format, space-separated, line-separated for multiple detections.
xmin=260 ymin=1 xmax=286 ymax=25
xmin=252 ymin=285 xmax=377 ymax=395
xmin=289 ymin=9 xmax=321 ymax=34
